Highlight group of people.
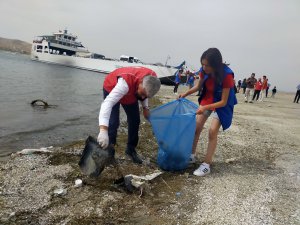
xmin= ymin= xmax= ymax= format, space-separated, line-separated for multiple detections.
xmin=173 ymin=69 xmax=197 ymax=93
xmin=97 ymin=48 xmax=237 ymax=177
xmin=237 ymin=73 xmax=276 ymax=103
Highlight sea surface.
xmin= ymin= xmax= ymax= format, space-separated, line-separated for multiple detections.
xmin=0 ymin=50 xmax=106 ymax=159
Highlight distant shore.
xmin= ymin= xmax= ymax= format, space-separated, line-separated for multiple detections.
xmin=0 ymin=37 xmax=31 ymax=54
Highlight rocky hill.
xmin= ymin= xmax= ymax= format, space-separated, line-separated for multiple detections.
xmin=0 ymin=37 xmax=31 ymax=54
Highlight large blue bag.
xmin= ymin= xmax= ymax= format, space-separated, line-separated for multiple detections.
xmin=149 ymin=98 xmax=198 ymax=171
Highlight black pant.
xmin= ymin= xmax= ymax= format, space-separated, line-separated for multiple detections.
xmin=103 ymin=90 xmax=140 ymax=151
xmin=173 ymin=83 xmax=179 ymax=93
xmin=294 ymin=90 xmax=300 ymax=103
xmin=243 ymin=87 xmax=246 ymax=94
xmin=253 ymin=90 xmax=261 ymax=101
xmin=266 ymin=87 xmax=269 ymax=97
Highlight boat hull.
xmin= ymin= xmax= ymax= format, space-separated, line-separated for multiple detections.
xmin=31 ymin=52 xmax=177 ymax=85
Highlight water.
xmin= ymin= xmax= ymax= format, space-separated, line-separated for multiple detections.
xmin=0 ymin=51 xmax=106 ymax=158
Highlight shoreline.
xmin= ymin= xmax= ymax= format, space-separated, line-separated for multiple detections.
xmin=0 ymin=85 xmax=299 ymax=224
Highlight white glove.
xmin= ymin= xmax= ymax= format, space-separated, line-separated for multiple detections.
xmin=97 ymin=129 xmax=109 ymax=148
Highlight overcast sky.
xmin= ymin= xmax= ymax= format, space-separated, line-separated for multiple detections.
xmin=1 ymin=0 xmax=299 ymax=91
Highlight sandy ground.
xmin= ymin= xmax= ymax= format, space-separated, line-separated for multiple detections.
xmin=0 ymin=84 xmax=299 ymax=225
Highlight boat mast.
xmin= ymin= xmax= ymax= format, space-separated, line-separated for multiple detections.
xmin=165 ymin=55 xmax=171 ymax=66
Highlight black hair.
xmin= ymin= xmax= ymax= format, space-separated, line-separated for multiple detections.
xmin=200 ymin=48 xmax=224 ymax=84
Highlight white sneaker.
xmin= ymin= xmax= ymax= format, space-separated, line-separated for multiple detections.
xmin=193 ymin=163 xmax=210 ymax=176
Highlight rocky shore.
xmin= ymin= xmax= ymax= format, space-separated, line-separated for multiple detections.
xmin=0 ymin=85 xmax=299 ymax=225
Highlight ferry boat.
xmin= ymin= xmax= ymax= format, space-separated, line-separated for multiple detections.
xmin=31 ymin=29 xmax=184 ymax=85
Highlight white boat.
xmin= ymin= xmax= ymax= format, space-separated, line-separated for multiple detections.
xmin=31 ymin=29 xmax=184 ymax=85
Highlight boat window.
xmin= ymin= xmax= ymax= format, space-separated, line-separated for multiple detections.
xmin=120 ymin=57 xmax=128 ymax=62
xmin=44 ymin=51 xmax=48 ymax=53
xmin=129 ymin=57 xmax=134 ymax=63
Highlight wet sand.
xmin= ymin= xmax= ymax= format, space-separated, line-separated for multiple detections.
xmin=0 ymin=84 xmax=299 ymax=224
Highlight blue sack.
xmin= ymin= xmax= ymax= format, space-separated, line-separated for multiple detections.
xmin=149 ymin=98 xmax=198 ymax=171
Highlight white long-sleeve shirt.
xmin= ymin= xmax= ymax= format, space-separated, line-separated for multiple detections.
xmin=99 ymin=77 xmax=148 ymax=126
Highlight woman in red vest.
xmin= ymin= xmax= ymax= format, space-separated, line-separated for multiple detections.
xmin=252 ymin=78 xmax=262 ymax=101
xmin=259 ymin=75 xmax=268 ymax=101
xmin=97 ymin=67 xmax=161 ymax=164
xmin=179 ymin=48 xmax=237 ymax=176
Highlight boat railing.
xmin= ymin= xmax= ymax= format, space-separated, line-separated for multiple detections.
xmin=33 ymin=40 xmax=43 ymax=43
xmin=55 ymin=37 xmax=81 ymax=46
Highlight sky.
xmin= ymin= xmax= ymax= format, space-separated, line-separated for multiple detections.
xmin=1 ymin=0 xmax=299 ymax=91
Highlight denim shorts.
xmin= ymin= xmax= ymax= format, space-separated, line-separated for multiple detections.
xmin=203 ymin=110 xmax=219 ymax=120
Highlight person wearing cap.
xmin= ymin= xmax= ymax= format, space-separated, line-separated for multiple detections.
xmin=97 ymin=67 xmax=161 ymax=164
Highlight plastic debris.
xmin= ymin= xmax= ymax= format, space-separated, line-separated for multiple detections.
xmin=13 ymin=146 xmax=53 ymax=156
xmin=53 ymin=188 xmax=67 ymax=196
xmin=74 ymin=179 xmax=83 ymax=188
xmin=116 ymin=170 xmax=163 ymax=192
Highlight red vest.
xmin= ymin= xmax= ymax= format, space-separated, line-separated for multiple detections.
xmin=261 ymin=79 xmax=268 ymax=90
xmin=103 ymin=67 xmax=157 ymax=105
xmin=255 ymin=81 xmax=262 ymax=90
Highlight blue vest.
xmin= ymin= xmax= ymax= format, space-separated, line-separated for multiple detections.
xmin=199 ymin=65 xmax=237 ymax=130
xmin=174 ymin=71 xmax=181 ymax=83
xmin=187 ymin=74 xmax=195 ymax=84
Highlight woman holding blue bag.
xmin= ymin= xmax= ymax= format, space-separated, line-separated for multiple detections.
xmin=179 ymin=48 xmax=237 ymax=176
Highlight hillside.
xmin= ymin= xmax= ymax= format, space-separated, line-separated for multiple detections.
xmin=0 ymin=37 xmax=31 ymax=54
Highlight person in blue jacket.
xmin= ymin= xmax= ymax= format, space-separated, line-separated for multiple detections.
xmin=186 ymin=71 xmax=196 ymax=89
xmin=179 ymin=48 xmax=237 ymax=176
xmin=173 ymin=69 xmax=183 ymax=93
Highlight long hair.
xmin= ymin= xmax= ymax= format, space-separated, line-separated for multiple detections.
xmin=200 ymin=48 xmax=224 ymax=84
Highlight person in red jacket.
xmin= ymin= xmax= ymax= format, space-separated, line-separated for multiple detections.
xmin=252 ymin=78 xmax=262 ymax=101
xmin=97 ymin=67 xmax=161 ymax=164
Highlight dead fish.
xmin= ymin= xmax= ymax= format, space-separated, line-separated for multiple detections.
xmin=78 ymin=136 xmax=115 ymax=177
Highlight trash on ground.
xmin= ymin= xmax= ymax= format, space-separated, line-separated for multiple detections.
xmin=74 ymin=179 xmax=83 ymax=188
xmin=13 ymin=146 xmax=53 ymax=156
xmin=176 ymin=192 xmax=181 ymax=197
xmin=115 ymin=170 xmax=163 ymax=193
xmin=78 ymin=136 xmax=115 ymax=177
xmin=53 ymin=188 xmax=67 ymax=196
